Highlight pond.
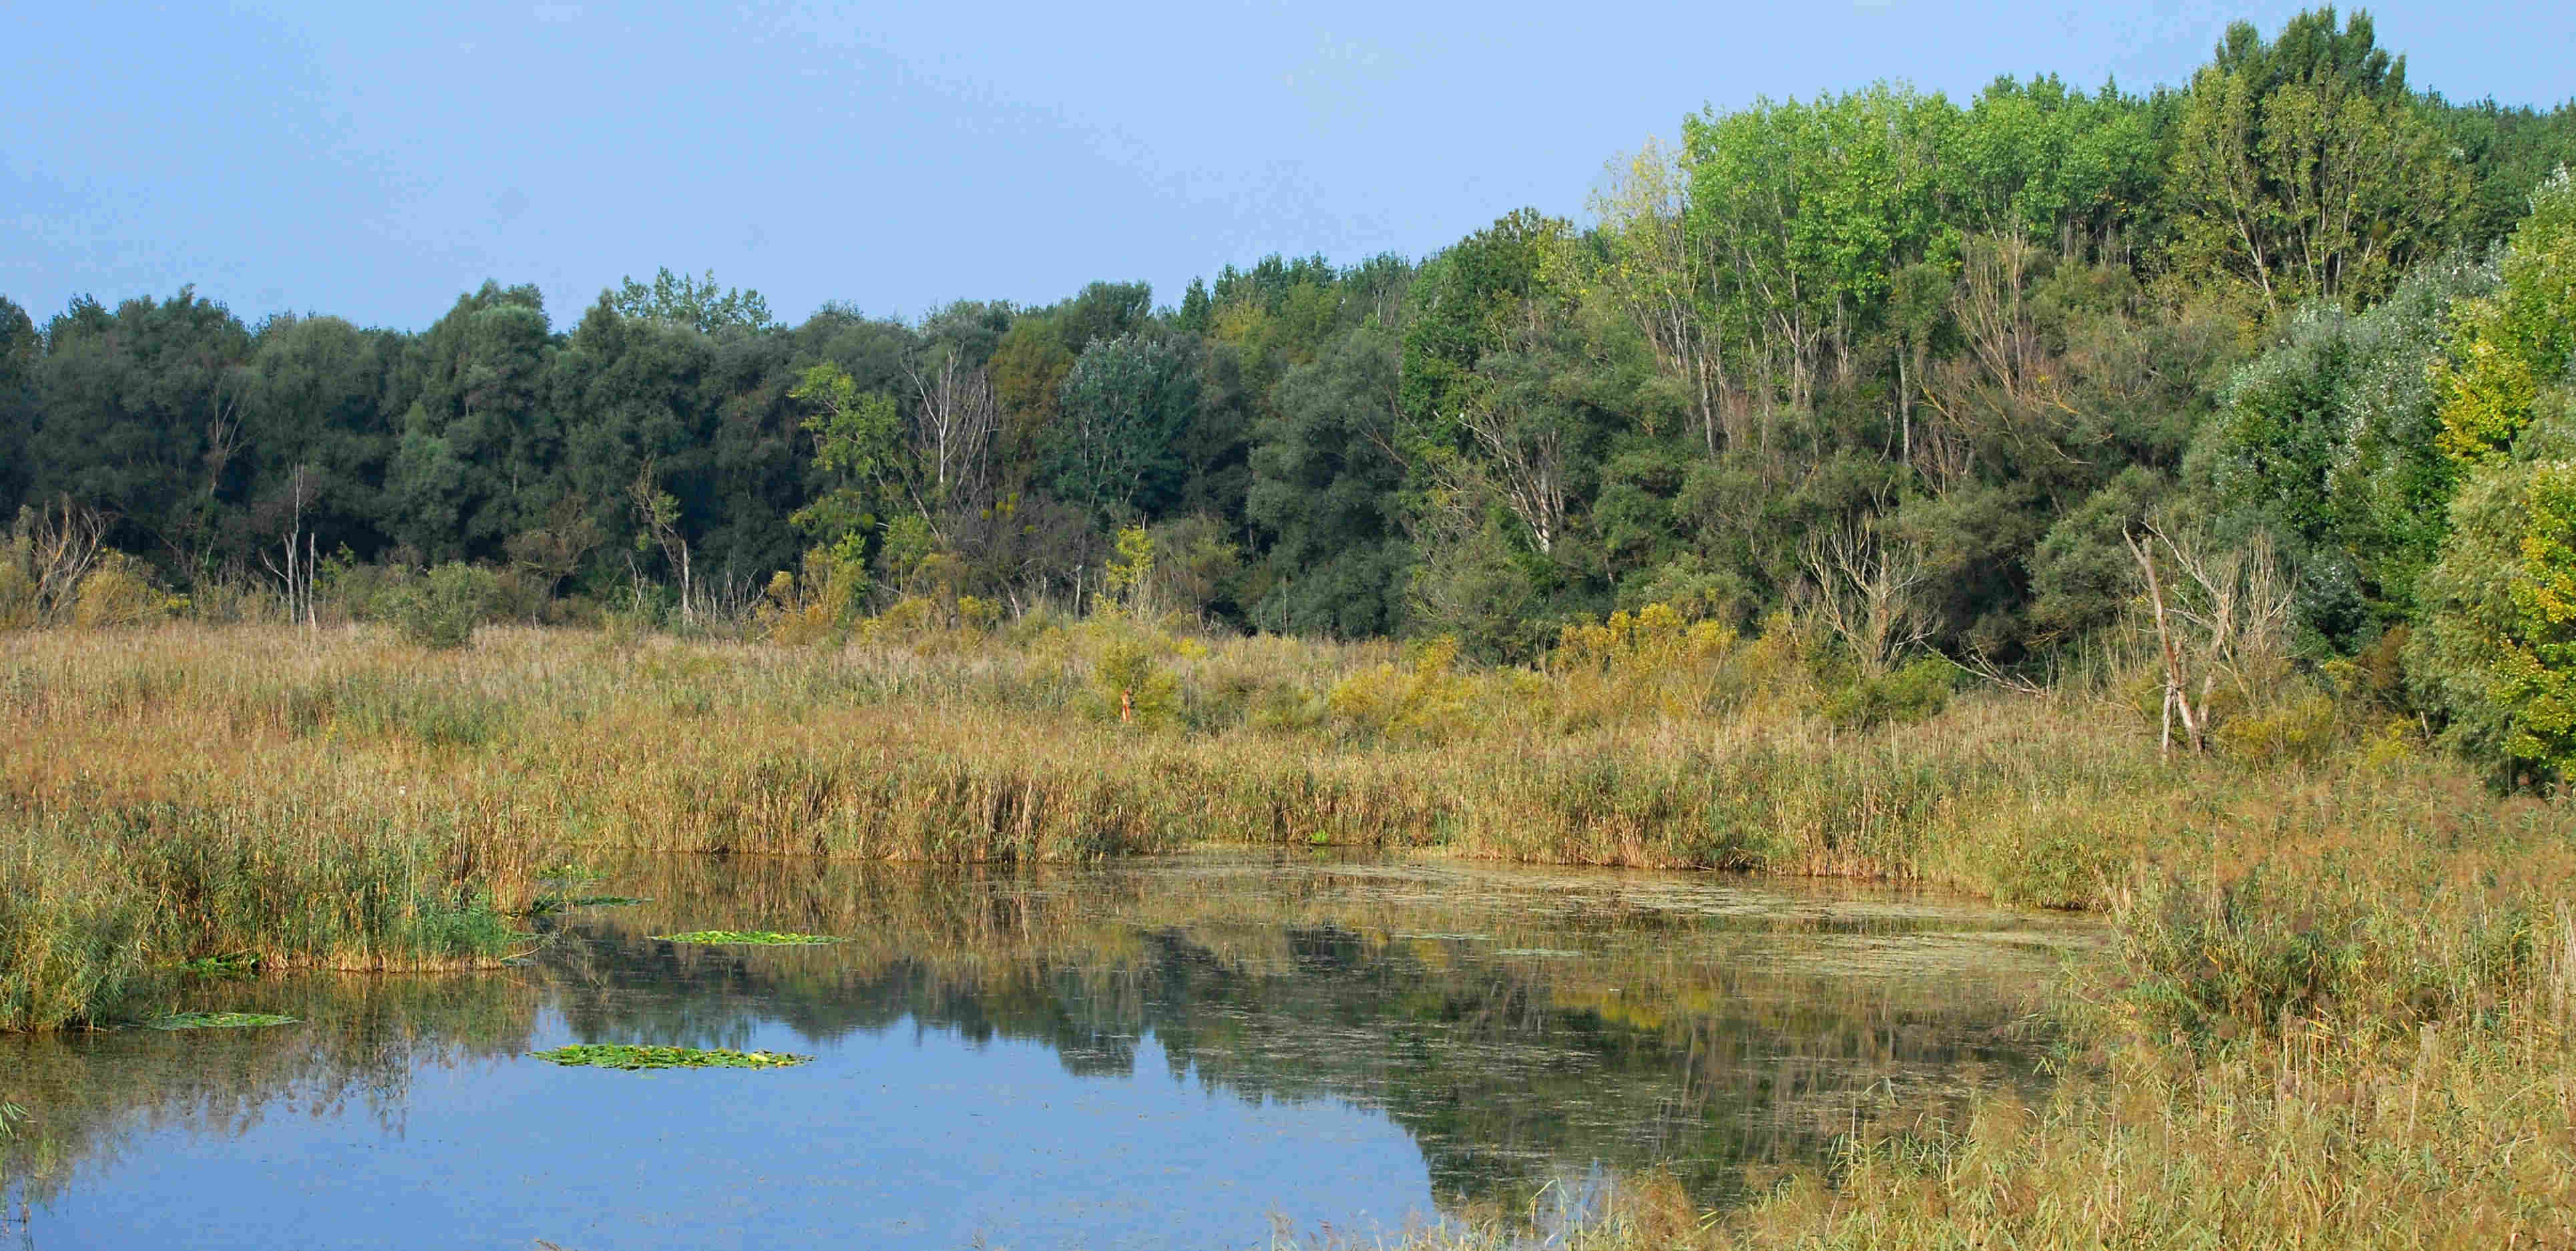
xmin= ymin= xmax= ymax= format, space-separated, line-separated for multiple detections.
xmin=0 ymin=852 xmax=2097 ymax=1250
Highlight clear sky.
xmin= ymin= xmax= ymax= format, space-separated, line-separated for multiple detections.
xmin=5 ymin=1 xmax=2569 ymax=330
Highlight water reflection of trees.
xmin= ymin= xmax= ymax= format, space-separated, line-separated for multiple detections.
xmin=534 ymin=855 xmax=2061 ymax=1206
xmin=2 ymin=855 xmax=2068 ymax=1214
xmin=0 ymin=974 xmax=540 ymax=1206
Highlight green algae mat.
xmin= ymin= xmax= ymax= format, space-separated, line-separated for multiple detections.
xmin=147 ymin=1012 xmax=299 ymax=1030
xmin=527 ymin=1044 xmax=813 ymax=1070
xmin=652 ymin=930 xmax=844 ymax=946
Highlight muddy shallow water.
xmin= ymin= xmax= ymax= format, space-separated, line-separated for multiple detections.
xmin=0 ymin=852 xmax=2098 ymax=1250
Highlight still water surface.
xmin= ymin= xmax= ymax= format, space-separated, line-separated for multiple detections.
xmin=1 ymin=853 xmax=2095 ymax=1250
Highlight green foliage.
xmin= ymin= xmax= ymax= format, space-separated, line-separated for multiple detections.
xmin=71 ymin=553 xmax=174 ymax=628
xmin=759 ymin=545 xmax=867 ymax=646
xmin=2166 ymin=9 xmax=2468 ymax=318
xmin=2410 ymin=463 xmax=2576 ymax=779
xmin=1819 ymin=656 xmax=1954 ymax=730
xmin=610 ymin=266 xmax=776 ymax=336
xmin=2432 ymin=170 xmax=2576 ymax=466
xmin=1092 ymin=630 xmax=1182 ymax=730
xmin=651 ymin=931 xmax=845 ymax=945
xmin=1049 ymin=333 xmax=1197 ymax=525
xmin=2410 ymin=172 xmax=2576 ymax=781
xmin=528 ymin=1044 xmax=813 ymax=1070
xmin=1101 ymin=523 xmax=1154 ymax=613
xmin=1325 ymin=638 xmax=1472 ymax=742
xmin=145 ymin=1011 xmax=298 ymax=1030
xmin=387 ymin=562 xmax=500 ymax=650
xmin=789 ymin=362 xmax=902 ymax=553
xmin=2203 ymin=254 xmax=2494 ymax=644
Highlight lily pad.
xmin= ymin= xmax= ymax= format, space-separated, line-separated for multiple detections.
xmin=147 ymin=1012 xmax=298 ymax=1031
xmin=652 ymin=930 xmax=845 ymax=946
xmin=529 ymin=1044 xmax=813 ymax=1070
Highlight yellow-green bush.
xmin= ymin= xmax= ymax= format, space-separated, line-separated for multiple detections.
xmin=2212 ymin=688 xmax=2342 ymax=764
xmin=1326 ymin=637 xmax=1472 ymax=742
xmin=70 ymin=554 xmax=174 ymax=628
xmin=759 ymin=547 xmax=865 ymax=646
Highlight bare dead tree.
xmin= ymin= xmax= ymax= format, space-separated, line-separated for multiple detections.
xmin=629 ymin=461 xmax=694 ymax=629
xmin=20 ymin=496 xmax=112 ymax=622
xmin=2125 ymin=521 xmax=2295 ymax=757
xmin=256 ymin=464 xmax=320 ymax=637
xmin=1450 ymin=405 xmax=1568 ymax=557
xmin=902 ymin=350 xmax=1000 ymax=539
xmin=1800 ymin=517 xmax=1934 ymax=678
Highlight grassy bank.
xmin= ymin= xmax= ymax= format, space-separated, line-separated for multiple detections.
xmin=0 ymin=617 xmax=2553 ymax=1030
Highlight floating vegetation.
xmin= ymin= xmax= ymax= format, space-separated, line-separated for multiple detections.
xmin=533 ymin=864 xmax=608 ymax=883
xmin=524 ymin=895 xmax=651 ymax=917
xmin=527 ymin=1045 xmax=813 ymax=1071
xmin=146 ymin=1012 xmax=298 ymax=1031
xmin=652 ymin=930 xmax=845 ymax=946
xmin=175 ymin=952 xmax=262 ymax=979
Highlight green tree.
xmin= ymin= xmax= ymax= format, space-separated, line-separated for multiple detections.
xmin=1047 ymin=332 xmax=1197 ymax=526
xmin=2166 ymin=7 xmax=2468 ymax=317
xmin=2410 ymin=172 xmax=2576 ymax=779
xmin=2203 ymin=254 xmax=2493 ymax=646
xmin=388 ymin=283 xmax=557 ymax=561
xmin=787 ymin=361 xmax=902 ymax=561
xmin=27 ymin=288 xmax=255 ymax=569
xmin=610 ymin=267 xmax=777 ymax=336
xmin=1247 ymin=326 xmax=1415 ymax=638
xmin=0 ymin=297 xmax=39 ymax=522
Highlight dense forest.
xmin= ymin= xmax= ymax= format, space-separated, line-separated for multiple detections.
xmin=5 ymin=9 xmax=2575 ymax=773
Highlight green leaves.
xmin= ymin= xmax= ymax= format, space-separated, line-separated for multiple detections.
xmin=529 ymin=1045 xmax=813 ymax=1070
xmin=146 ymin=1012 xmax=298 ymax=1030
xmin=651 ymin=931 xmax=845 ymax=946
xmin=2167 ymin=9 xmax=2467 ymax=317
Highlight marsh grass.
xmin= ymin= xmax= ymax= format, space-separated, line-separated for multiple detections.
xmin=527 ymin=1044 xmax=812 ymax=1070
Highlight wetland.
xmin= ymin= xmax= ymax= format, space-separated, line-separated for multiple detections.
xmin=0 ymin=852 xmax=2088 ymax=1250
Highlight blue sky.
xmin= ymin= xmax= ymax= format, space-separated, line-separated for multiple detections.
xmin=5 ymin=1 xmax=2569 ymax=330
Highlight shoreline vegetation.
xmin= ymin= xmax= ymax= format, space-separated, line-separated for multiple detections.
xmin=4 ymin=612 xmax=2572 ymax=1243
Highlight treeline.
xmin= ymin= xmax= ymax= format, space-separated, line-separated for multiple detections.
xmin=3 ymin=9 xmax=2575 ymax=767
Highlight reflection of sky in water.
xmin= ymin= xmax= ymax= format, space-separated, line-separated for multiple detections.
xmin=7 ymin=854 xmax=2094 ymax=1250
xmin=36 ymin=1011 xmax=1436 ymax=1251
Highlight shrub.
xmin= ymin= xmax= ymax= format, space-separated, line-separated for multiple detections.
xmin=1326 ymin=638 xmax=1471 ymax=742
xmin=388 ymin=563 xmax=499 ymax=650
xmin=70 ymin=554 xmax=174 ymax=628
xmin=1820 ymin=656 xmax=1954 ymax=729
xmin=1094 ymin=634 xmax=1180 ymax=730
xmin=2212 ymin=690 xmax=2342 ymax=764
xmin=761 ymin=547 xmax=865 ymax=646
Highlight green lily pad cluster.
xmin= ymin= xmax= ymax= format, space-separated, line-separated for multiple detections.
xmin=528 ymin=1044 xmax=813 ymax=1070
xmin=652 ymin=930 xmax=845 ymax=946
xmin=147 ymin=1012 xmax=298 ymax=1030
